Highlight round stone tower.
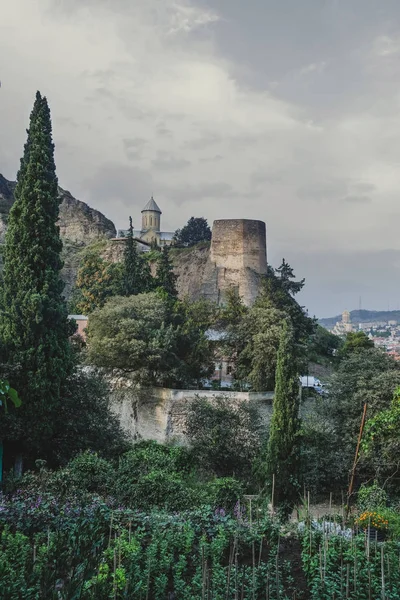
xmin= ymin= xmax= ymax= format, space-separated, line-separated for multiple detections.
xmin=204 ymin=219 xmax=267 ymax=306
xmin=141 ymin=196 xmax=161 ymax=232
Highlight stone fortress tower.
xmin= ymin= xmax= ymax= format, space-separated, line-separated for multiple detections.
xmin=115 ymin=199 xmax=267 ymax=306
xmin=201 ymin=219 xmax=267 ymax=306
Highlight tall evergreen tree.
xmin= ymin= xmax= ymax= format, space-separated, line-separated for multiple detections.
xmin=123 ymin=217 xmax=141 ymax=295
xmin=123 ymin=217 xmax=153 ymax=295
xmin=155 ymin=246 xmax=177 ymax=298
xmin=1 ymin=92 xmax=74 ymax=458
xmin=265 ymin=320 xmax=301 ymax=517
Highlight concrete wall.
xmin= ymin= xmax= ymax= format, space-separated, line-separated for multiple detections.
xmin=110 ymin=383 xmax=275 ymax=444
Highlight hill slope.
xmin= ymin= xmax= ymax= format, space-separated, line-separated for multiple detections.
xmin=319 ymin=309 xmax=400 ymax=328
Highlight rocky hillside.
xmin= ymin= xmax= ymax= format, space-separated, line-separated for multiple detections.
xmin=0 ymin=174 xmax=116 ymax=244
xmin=0 ymin=173 xmax=117 ymax=299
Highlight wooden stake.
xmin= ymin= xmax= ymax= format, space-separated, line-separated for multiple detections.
xmin=381 ymin=545 xmax=386 ymax=600
xmin=347 ymin=402 xmax=368 ymax=515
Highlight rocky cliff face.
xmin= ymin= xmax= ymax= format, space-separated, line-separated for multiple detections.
xmin=0 ymin=174 xmax=116 ymax=244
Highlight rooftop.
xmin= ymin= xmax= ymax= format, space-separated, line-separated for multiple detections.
xmin=142 ymin=196 xmax=162 ymax=214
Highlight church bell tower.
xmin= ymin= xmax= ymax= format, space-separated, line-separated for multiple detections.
xmin=141 ymin=196 xmax=162 ymax=232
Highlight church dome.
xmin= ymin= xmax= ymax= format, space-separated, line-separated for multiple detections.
xmin=141 ymin=196 xmax=162 ymax=214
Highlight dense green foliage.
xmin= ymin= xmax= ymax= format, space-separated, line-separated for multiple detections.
xmin=302 ymin=526 xmax=400 ymax=599
xmin=155 ymin=246 xmax=177 ymax=298
xmin=337 ymin=330 xmax=374 ymax=358
xmin=174 ymin=216 xmax=212 ymax=247
xmin=123 ymin=216 xmax=152 ymax=296
xmin=220 ymin=260 xmax=315 ymax=391
xmin=301 ymin=347 xmax=400 ymax=497
xmin=186 ymin=395 xmax=262 ymax=481
xmin=265 ymin=321 xmax=301 ymax=516
xmin=71 ymin=246 xmax=124 ymax=314
xmin=0 ymin=491 xmax=297 ymax=600
xmin=87 ymin=292 xmax=214 ymax=386
xmin=0 ymin=92 xmax=75 ymax=458
xmin=308 ymin=324 xmax=342 ymax=364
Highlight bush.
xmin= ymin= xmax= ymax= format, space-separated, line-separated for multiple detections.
xmin=357 ymin=481 xmax=388 ymax=511
xmin=66 ymin=451 xmax=114 ymax=494
xmin=204 ymin=477 xmax=244 ymax=510
xmin=113 ymin=441 xmax=196 ymax=510
xmin=186 ymin=395 xmax=262 ymax=481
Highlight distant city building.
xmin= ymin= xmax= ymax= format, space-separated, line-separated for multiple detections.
xmin=332 ymin=310 xmax=354 ymax=336
xmin=117 ymin=197 xmax=174 ymax=249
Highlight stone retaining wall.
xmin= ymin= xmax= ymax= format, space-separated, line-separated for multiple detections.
xmin=110 ymin=383 xmax=275 ymax=444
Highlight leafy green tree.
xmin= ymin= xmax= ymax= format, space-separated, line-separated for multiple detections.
xmin=87 ymin=293 xmax=180 ymax=385
xmin=87 ymin=293 xmax=214 ymax=387
xmin=308 ymin=325 xmax=342 ymax=363
xmin=186 ymin=395 xmax=262 ymax=480
xmin=155 ymin=246 xmax=177 ymax=298
xmin=72 ymin=250 xmax=123 ymax=314
xmin=264 ymin=263 xmax=314 ymax=340
xmin=302 ymin=348 xmax=400 ymax=495
xmin=237 ymin=301 xmax=287 ymax=391
xmin=0 ymin=92 xmax=74 ymax=458
xmin=48 ymin=370 xmax=128 ymax=465
xmin=265 ymin=321 xmax=301 ymax=517
xmin=174 ymin=217 xmax=212 ymax=247
xmin=173 ymin=298 xmax=216 ymax=385
xmin=123 ymin=216 xmax=153 ymax=295
xmin=338 ymin=331 xmax=374 ymax=358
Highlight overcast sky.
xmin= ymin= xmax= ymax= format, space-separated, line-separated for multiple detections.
xmin=2 ymin=0 xmax=400 ymax=317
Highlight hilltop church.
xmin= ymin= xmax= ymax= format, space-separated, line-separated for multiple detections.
xmin=117 ymin=197 xmax=174 ymax=249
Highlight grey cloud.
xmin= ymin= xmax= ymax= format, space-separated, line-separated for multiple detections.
xmin=352 ymin=182 xmax=376 ymax=193
xmin=152 ymin=153 xmax=190 ymax=170
xmin=83 ymin=164 xmax=153 ymax=222
xmin=167 ymin=182 xmax=234 ymax=205
xmin=297 ymin=180 xmax=349 ymax=202
xmin=123 ymin=138 xmax=148 ymax=160
xmin=156 ymin=123 xmax=173 ymax=137
xmin=342 ymin=195 xmax=372 ymax=204
xmin=251 ymin=170 xmax=285 ymax=187
xmin=200 ymin=154 xmax=223 ymax=163
xmin=184 ymin=133 xmax=222 ymax=150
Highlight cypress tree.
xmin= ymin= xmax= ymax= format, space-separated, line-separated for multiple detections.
xmin=266 ymin=320 xmax=301 ymax=517
xmin=155 ymin=246 xmax=177 ymax=298
xmin=123 ymin=216 xmax=141 ymax=295
xmin=1 ymin=92 xmax=74 ymax=458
